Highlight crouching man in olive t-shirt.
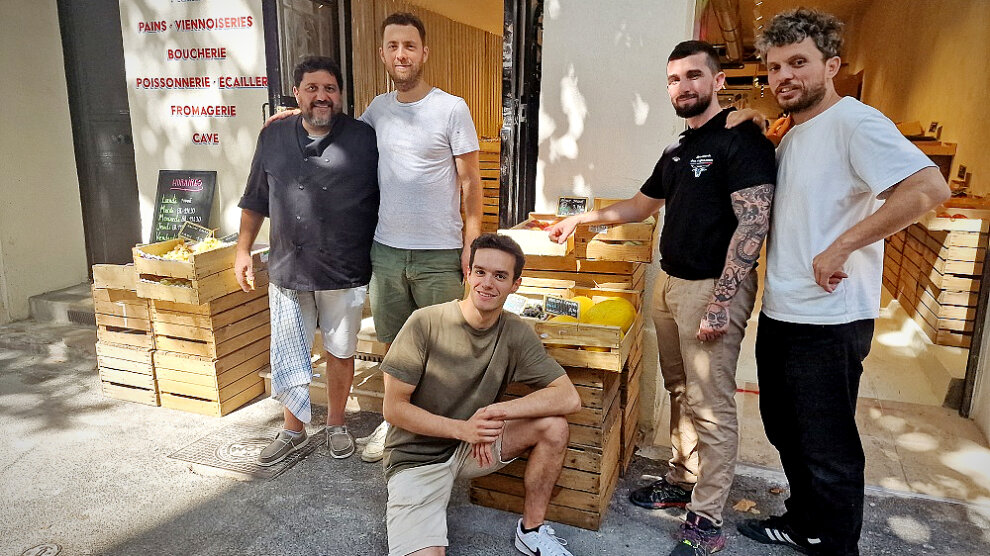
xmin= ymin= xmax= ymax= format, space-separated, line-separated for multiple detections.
xmin=381 ymin=233 xmax=583 ymax=556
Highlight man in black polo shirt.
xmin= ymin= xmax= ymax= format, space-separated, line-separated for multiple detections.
xmin=549 ymin=41 xmax=776 ymax=554
xmin=235 ymin=56 xmax=379 ymax=463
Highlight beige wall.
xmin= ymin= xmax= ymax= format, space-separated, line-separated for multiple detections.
xmin=846 ymin=0 xmax=989 ymax=194
xmin=537 ymin=0 xmax=696 ymax=441
xmin=118 ymin=0 xmax=269 ymax=242
xmin=0 ymin=0 xmax=89 ymax=323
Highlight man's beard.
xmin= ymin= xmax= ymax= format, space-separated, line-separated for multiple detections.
xmin=672 ymin=91 xmax=713 ymax=118
xmin=388 ymin=64 xmax=422 ymax=90
xmin=776 ymin=79 xmax=826 ymax=114
xmin=302 ymin=101 xmax=335 ymax=128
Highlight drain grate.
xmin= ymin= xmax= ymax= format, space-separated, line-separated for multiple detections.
xmin=168 ymin=424 xmax=323 ymax=480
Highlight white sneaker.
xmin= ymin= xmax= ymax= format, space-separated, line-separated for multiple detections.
xmin=355 ymin=420 xmax=388 ymax=446
xmin=360 ymin=421 xmax=389 ymax=463
xmin=514 ymin=519 xmax=573 ymax=556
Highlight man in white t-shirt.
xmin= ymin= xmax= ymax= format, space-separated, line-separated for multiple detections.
xmin=357 ymin=12 xmax=483 ymax=462
xmin=729 ymin=9 xmax=949 ymax=556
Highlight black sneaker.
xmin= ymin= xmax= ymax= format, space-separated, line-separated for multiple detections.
xmin=629 ymin=477 xmax=692 ymax=509
xmin=669 ymin=512 xmax=726 ymax=555
xmin=737 ymin=515 xmax=823 ymax=555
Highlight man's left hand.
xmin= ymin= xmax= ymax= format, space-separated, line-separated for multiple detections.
xmin=471 ymin=441 xmax=496 ymax=469
xmin=812 ymin=243 xmax=851 ymax=293
xmin=697 ymin=302 xmax=730 ymax=342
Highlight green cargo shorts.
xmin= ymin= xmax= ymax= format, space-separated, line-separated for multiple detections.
xmin=369 ymin=241 xmax=465 ymax=343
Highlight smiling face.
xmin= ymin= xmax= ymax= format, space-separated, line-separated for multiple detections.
xmin=766 ymin=37 xmax=840 ymax=115
xmin=467 ymin=248 xmax=521 ymax=314
xmin=380 ymin=23 xmax=429 ymax=88
xmin=293 ymin=70 xmax=341 ymax=129
xmin=666 ymin=52 xmax=724 ymax=119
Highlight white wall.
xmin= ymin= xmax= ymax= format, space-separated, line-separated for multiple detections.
xmin=118 ymin=0 xmax=270 ymax=242
xmin=0 ymin=0 xmax=89 ymax=323
xmin=537 ymin=0 xmax=696 ymax=441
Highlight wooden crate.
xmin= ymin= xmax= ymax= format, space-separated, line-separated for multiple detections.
xmin=479 ymin=143 xmax=500 ymax=234
xmin=133 ymin=240 xmax=263 ymax=305
xmin=571 ymin=199 xmax=658 ymax=263
xmin=620 ymin=333 xmax=644 ymax=473
xmin=96 ymin=342 xmax=159 ymax=406
xmin=524 ymin=311 xmax=643 ymax=373
xmin=499 ymin=213 xmax=573 ymax=257
xmin=470 ymin=366 xmax=624 ymax=530
xmin=92 ymin=263 xmax=137 ymax=290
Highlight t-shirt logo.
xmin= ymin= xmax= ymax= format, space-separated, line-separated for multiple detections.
xmin=690 ymin=154 xmax=714 ymax=177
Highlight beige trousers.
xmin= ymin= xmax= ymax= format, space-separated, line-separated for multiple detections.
xmin=652 ymin=269 xmax=757 ymax=525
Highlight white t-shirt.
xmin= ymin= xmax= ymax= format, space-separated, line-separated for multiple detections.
xmin=359 ymin=88 xmax=480 ymax=249
xmin=763 ymin=97 xmax=935 ymax=325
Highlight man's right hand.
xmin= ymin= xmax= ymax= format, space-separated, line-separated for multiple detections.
xmin=264 ymin=108 xmax=300 ymax=129
xmin=234 ymin=250 xmax=255 ymax=292
xmin=547 ymin=215 xmax=582 ymax=244
xmin=458 ymin=406 xmax=507 ymax=444
xmin=725 ymin=108 xmax=766 ymax=130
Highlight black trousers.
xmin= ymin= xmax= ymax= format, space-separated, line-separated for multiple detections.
xmin=755 ymin=313 xmax=874 ymax=556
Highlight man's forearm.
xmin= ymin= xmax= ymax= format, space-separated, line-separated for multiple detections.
xmin=710 ymin=184 xmax=773 ymax=308
xmin=831 ymin=167 xmax=949 ymax=254
xmin=236 ymin=209 xmax=265 ymax=254
xmin=461 ymin=177 xmax=483 ymax=245
xmin=489 ymin=381 xmax=581 ymax=420
xmin=384 ymin=398 xmax=465 ymax=441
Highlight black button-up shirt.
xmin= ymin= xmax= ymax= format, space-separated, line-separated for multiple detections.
xmin=640 ymin=109 xmax=776 ymax=280
xmin=238 ymin=114 xmax=379 ymax=290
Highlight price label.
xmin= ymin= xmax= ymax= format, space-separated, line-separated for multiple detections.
xmin=503 ymin=293 xmax=528 ymax=315
xmin=219 ymin=232 xmax=239 ymax=244
xmin=544 ymin=296 xmax=580 ymax=319
xmin=589 ymin=225 xmax=609 ymax=233
xmin=178 ymin=220 xmax=215 ymax=242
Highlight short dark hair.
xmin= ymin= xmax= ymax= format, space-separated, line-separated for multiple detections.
xmin=470 ymin=233 xmax=526 ymax=280
xmin=381 ymin=12 xmax=426 ymax=43
xmin=292 ymin=56 xmax=343 ymax=89
xmin=756 ymin=8 xmax=844 ymax=60
xmin=668 ymin=40 xmax=721 ymax=74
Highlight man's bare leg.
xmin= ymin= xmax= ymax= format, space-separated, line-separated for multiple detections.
xmin=409 ymin=548 xmax=444 ymax=555
xmin=501 ymin=416 xmax=570 ymax=528
xmin=283 ymin=406 xmax=304 ymax=432
xmin=325 ymin=352 xmax=355 ymax=426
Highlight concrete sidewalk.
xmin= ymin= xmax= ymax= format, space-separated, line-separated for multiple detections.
xmin=1 ymin=319 xmax=988 ymax=555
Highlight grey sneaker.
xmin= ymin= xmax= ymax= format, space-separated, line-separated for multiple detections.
xmin=258 ymin=429 xmax=309 ymax=466
xmin=327 ymin=425 xmax=355 ymax=459
xmin=361 ymin=421 xmax=389 ymax=462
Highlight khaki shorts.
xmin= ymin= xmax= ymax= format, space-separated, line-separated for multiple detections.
xmin=386 ymin=438 xmax=513 ymax=556
xmin=369 ymin=241 xmax=464 ymax=344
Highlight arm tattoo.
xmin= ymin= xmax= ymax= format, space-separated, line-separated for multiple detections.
xmin=711 ymin=183 xmax=774 ymax=305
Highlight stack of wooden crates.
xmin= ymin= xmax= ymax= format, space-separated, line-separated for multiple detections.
xmin=479 ymin=141 xmax=500 ymax=233
xmin=472 ymin=201 xmax=655 ymax=530
xmin=93 ymin=264 xmax=159 ymax=406
xmin=99 ymin=239 xmax=272 ymax=416
xmin=884 ymin=208 xmax=987 ymax=348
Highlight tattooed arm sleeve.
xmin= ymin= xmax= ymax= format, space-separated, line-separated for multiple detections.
xmin=710 ymin=183 xmax=774 ymax=309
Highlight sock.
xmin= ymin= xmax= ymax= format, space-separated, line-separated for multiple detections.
xmin=284 ymin=428 xmax=303 ymax=438
xmin=521 ymin=522 xmax=543 ymax=534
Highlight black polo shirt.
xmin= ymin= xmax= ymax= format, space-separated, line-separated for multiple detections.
xmin=239 ymin=114 xmax=379 ymax=291
xmin=640 ymin=109 xmax=776 ymax=280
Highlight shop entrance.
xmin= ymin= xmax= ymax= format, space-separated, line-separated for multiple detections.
xmin=57 ymin=0 xmax=141 ymax=267
xmin=262 ymin=0 xmax=541 ymax=230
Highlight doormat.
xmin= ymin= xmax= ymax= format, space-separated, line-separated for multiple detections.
xmin=168 ymin=424 xmax=324 ymax=481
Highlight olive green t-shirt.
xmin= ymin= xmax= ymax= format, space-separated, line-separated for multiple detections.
xmin=381 ymin=301 xmax=566 ymax=481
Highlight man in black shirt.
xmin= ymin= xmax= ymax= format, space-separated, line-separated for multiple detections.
xmin=549 ymin=41 xmax=776 ymax=554
xmin=235 ymin=56 xmax=379 ymax=464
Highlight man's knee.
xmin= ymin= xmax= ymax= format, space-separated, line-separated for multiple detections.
xmin=536 ymin=416 xmax=570 ymax=449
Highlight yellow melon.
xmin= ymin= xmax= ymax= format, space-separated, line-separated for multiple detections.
xmin=571 ymin=295 xmax=594 ymax=317
xmin=579 ymin=297 xmax=636 ymax=333
xmin=549 ymin=314 xmax=579 ymax=323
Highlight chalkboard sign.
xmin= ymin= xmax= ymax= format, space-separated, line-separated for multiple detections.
xmin=150 ymin=170 xmax=217 ymax=242
xmin=545 ymin=296 xmax=580 ymax=319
